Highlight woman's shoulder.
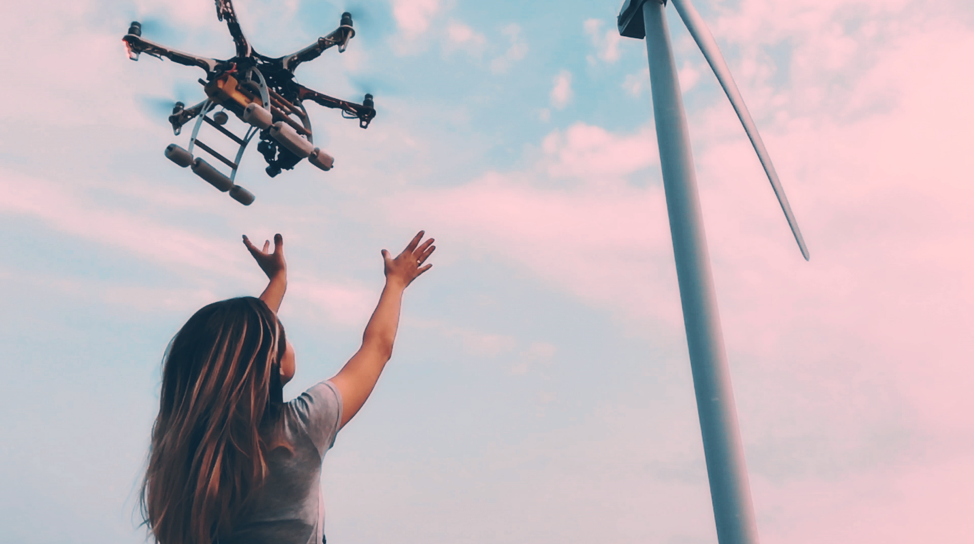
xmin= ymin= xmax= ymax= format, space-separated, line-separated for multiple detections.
xmin=281 ymin=380 xmax=343 ymax=455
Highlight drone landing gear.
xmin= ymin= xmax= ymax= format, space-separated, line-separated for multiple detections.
xmin=164 ymin=99 xmax=258 ymax=206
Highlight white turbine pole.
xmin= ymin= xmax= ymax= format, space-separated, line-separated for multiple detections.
xmin=618 ymin=0 xmax=764 ymax=542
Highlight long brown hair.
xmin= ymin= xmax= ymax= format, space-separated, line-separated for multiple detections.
xmin=140 ymin=297 xmax=287 ymax=544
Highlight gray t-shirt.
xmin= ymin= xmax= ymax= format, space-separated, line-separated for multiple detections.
xmin=222 ymin=381 xmax=343 ymax=544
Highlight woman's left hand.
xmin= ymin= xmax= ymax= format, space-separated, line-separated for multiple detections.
xmin=243 ymin=233 xmax=287 ymax=281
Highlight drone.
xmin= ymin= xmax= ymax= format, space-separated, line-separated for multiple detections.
xmin=123 ymin=0 xmax=376 ymax=205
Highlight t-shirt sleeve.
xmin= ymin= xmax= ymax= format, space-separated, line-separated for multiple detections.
xmin=288 ymin=380 xmax=343 ymax=456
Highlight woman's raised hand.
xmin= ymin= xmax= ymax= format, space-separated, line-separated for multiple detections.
xmin=382 ymin=231 xmax=435 ymax=289
xmin=243 ymin=233 xmax=287 ymax=281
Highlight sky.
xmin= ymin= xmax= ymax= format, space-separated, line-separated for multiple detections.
xmin=1 ymin=0 xmax=973 ymax=542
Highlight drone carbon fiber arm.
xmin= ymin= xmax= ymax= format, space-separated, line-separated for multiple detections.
xmin=123 ymin=34 xmax=222 ymax=74
xmin=297 ymin=85 xmax=376 ymax=128
xmin=281 ymin=13 xmax=355 ymax=73
xmin=215 ymin=0 xmax=252 ymax=58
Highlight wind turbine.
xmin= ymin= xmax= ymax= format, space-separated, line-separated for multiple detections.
xmin=617 ymin=1 xmax=808 ymax=543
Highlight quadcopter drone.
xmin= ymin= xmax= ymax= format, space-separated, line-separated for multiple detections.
xmin=123 ymin=0 xmax=376 ymax=205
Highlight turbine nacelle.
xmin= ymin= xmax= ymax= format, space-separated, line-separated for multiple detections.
xmin=618 ymin=0 xmax=654 ymax=39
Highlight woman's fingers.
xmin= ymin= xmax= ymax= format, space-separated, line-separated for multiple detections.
xmin=404 ymin=230 xmax=424 ymax=253
xmin=416 ymin=237 xmax=434 ymax=255
xmin=243 ymin=235 xmax=263 ymax=256
xmin=244 ymin=234 xmax=285 ymax=261
xmin=417 ymin=245 xmax=435 ymax=265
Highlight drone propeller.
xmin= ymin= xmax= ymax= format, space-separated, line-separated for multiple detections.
xmin=137 ymin=96 xmax=182 ymax=119
xmin=135 ymin=82 xmax=199 ymax=121
xmin=123 ymin=14 xmax=180 ymax=43
xmin=347 ymin=74 xmax=394 ymax=97
xmin=341 ymin=0 xmax=378 ymax=33
xmin=671 ymin=0 xmax=809 ymax=261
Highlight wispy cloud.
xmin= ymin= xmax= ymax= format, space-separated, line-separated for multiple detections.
xmin=549 ymin=70 xmax=573 ymax=109
xmin=583 ymin=18 xmax=621 ymax=64
xmin=0 ymin=169 xmax=245 ymax=277
xmin=491 ymin=23 xmax=529 ymax=73
xmin=622 ymin=67 xmax=649 ymax=97
xmin=411 ymin=318 xmax=519 ymax=359
xmin=390 ymin=0 xmax=441 ymax=38
xmin=444 ymin=20 xmax=486 ymax=55
xmin=540 ymin=122 xmax=659 ymax=180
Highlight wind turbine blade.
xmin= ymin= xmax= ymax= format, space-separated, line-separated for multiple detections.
xmin=671 ymin=0 xmax=809 ymax=260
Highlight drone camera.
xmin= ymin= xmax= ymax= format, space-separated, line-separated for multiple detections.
xmin=266 ymin=164 xmax=282 ymax=178
xmin=213 ymin=111 xmax=229 ymax=125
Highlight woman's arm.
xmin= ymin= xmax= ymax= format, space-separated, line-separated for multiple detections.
xmin=329 ymin=231 xmax=435 ymax=429
xmin=243 ymin=233 xmax=287 ymax=313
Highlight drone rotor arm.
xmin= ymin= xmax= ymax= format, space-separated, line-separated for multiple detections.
xmin=214 ymin=0 xmax=252 ymax=58
xmin=168 ymin=100 xmax=209 ymax=135
xmin=123 ymin=35 xmax=221 ymax=74
xmin=281 ymin=15 xmax=355 ymax=73
xmin=297 ymin=85 xmax=375 ymax=128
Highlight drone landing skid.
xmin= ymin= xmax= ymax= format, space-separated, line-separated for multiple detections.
xmin=165 ymin=99 xmax=258 ymax=205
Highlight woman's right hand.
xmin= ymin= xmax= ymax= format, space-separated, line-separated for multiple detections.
xmin=243 ymin=233 xmax=287 ymax=281
xmin=382 ymin=231 xmax=435 ymax=289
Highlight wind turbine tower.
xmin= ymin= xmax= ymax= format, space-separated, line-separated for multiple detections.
xmin=617 ymin=1 xmax=809 ymax=543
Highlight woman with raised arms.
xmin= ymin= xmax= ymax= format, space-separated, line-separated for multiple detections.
xmin=140 ymin=231 xmax=435 ymax=544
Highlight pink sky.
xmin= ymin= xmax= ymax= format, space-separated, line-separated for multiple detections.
xmin=0 ymin=0 xmax=972 ymax=542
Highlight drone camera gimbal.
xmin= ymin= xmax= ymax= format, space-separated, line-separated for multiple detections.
xmin=122 ymin=0 xmax=376 ymax=205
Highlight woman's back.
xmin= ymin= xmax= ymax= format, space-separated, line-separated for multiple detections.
xmin=222 ymin=381 xmax=341 ymax=544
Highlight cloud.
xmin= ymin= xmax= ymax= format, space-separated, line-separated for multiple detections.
xmin=540 ymin=122 xmax=659 ymax=180
xmin=0 ymin=267 xmax=219 ymax=313
xmin=549 ymin=70 xmax=573 ymax=109
xmin=444 ymin=21 xmax=486 ymax=55
xmin=622 ymin=67 xmax=650 ymax=97
xmin=390 ymin=0 xmax=441 ymax=38
xmin=380 ymin=168 xmax=682 ymax=335
xmin=412 ymin=318 xmax=519 ymax=359
xmin=678 ymin=61 xmax=701 ymax=91
xmin=289 ymin=277 xmax=378 ymax=328
xmin=510 ymin=341 xmax=557 ymax=375
xmin=490 ymin=23 xmax=529 ymax=73
xmin=0 ymin=169 xmax=245 ymax=277
xmin=583 ymin=18 xmax=621 ymax=64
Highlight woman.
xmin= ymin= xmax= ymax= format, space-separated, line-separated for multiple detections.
xmin=140 ymin=231 xmax=435 ymax=544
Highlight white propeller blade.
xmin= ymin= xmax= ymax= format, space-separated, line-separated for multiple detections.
xmin=671 ymin=0 xmax=809 ymax=260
